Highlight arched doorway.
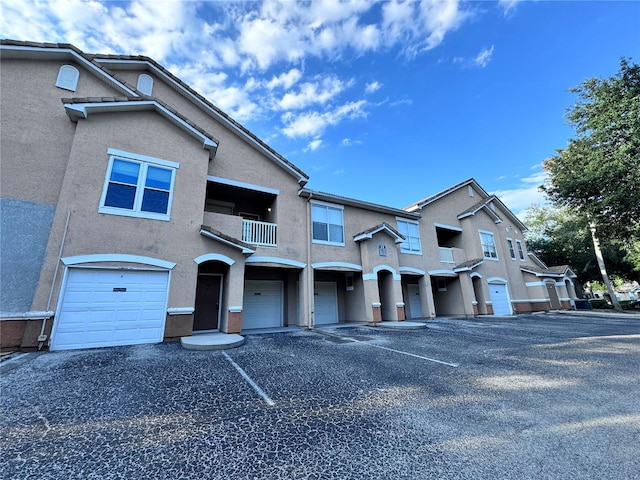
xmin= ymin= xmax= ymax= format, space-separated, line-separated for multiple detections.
xmin=377 ymin=269 xmax=395 ymax=320
xmin=194 ymin=261 xmax=228 ymax=331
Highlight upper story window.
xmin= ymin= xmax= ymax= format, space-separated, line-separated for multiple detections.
xmin=56 ymin=65 xmax=79 ymax=91
xmin=397 ymin=219 xmax=422 ymax=254
xmin=137 ymin=74 xmax=154 ymax=95
xmin=507 ymin=238 xmax=516 ymax=260
xmin=99 ymin=149 xmax=178 ymax=221
xmin=312 ymin=201 xmax=344 ymax=246
xmin=516 ymin=239 xmax=526 ymax=261
xmin=479 ymin=230 xmax=498 ymax=260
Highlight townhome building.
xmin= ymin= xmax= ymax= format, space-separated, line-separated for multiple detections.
xmin=0 ymin=40 xmax=578 ymax=351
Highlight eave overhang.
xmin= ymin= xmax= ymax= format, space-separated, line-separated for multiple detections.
xmin=63 ymin=99 xmax=219 ymax=157
xmin=200 ymin=226 xmax=254 ymax=254
xmin=353 ymin=223 xmax=405 ymax=244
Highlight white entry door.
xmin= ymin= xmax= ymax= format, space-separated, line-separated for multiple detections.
xmin=243 ymin=280 xmax=283 ymax=329
xmin=314 ymin=282 xmax=338 ymax=325
xmin=51 ymin=268 xmax=169 ymax=351
xmin=489 ymin=283 xmax=511 ymax=316
xmin=407 ymin=284 xmax=423 ymax=318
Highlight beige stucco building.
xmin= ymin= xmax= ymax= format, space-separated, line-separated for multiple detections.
xmin=0 ymin=41 xmax=579 ymax=351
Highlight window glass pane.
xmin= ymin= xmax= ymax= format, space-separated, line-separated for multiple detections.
xmin=327 ymin=207 xmax=342 ymax=225
xmin=145 ymin=166 xmax=172 ymax=190
xmin=312 ymin=222 xmax=328 ymax=241
xmin=105 ymin=183 xmax=136 ymax=209
xmin=110 ymin=159 xmax=139 ymax=185
xmin=312 ymin=205 xmax=327 ymax=223
xmin=329 ymin=224 xmax=344 ymax=243
xmin=141 ymin=189 xmax=169 ymax=214
xmin=408 ymin=223 xmax=419 ymax=236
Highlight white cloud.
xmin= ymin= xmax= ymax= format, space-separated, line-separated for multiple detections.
xmin=499 ymin=0 xmax=525 ymax=16
xmin=305 ymin=138 xmax=323 ymax=151
xmin=474 ymin=45 xmax=495 ymax=68
xmin=267 ymin=68 xmax=303 ymax=90
xmin=278 ymin=76 xmax=350 ymax=110
xmin=282 ymin=100 xmax=367 ymax=138
xmin=342 ymin=138 xmax=363 ymax=147
xmin=365 ymin=81 xmax=383 ymax=94
xmin=492 ymin=168 xmax=550 ymax=218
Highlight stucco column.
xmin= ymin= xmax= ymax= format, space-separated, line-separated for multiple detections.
xmin=458 ymin=273 xmax=476 ymax=318
xmin=222 ymin=260 xmax=245 ymax=334
xmin=299 ymin=265 xmax=312 ymax=328
xmin=419 ymin=276 xmax=436 ymax=319
xmin=362 ymin=276 xmax=380 ymax=324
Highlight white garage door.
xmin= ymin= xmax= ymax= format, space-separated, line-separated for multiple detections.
xmin=407 ymin=284 xmax=423 ymax=319
xmin=51 ymin=269 xmax=169 ymax=351
xmin=314 ymin=282 xmax=338 ymax=325
xmin=489 ymin=283 xmax=511 ymax=316
xmin=243 ymin=280 xmax=283 ymax=329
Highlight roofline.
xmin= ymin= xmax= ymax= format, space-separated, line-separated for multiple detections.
xmin=1 ymin=40 xmax=308 ymax=186
xmin=200 ymin=228 xmax=254 ymax=254
xmin=405 ymin=178 xmax=486 ymax=211
xmin=0 ymin=42 xmax=137 ymax=96
xmin=63 ymin=99 xmax=218 ymax=155
xmin=353 ymin=223 xmax=405 ymax=243
xmin=299 ymin=188 xmax=421 ymax=219
xmin=93 ymin=57 xmax=310 ymax=186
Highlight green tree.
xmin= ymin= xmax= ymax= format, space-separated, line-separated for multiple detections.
xmin=524 ymin=204 xmax=638 ymax=286
xmin=542 ymin=59 xmax=640 ymax=310
xmin=542 ymin=58 xmax=640 ymax=242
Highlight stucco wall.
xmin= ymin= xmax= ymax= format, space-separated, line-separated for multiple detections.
xmin=0 ymin=199 xmax=55 ymax=313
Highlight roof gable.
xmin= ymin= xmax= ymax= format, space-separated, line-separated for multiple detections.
xmin=1 ymin=39 xmax=309 ymax=186
xmin=62 ymin=97 xmax=219 ymax=157
xmin=353 ymin=223 xmax=405 ymax=243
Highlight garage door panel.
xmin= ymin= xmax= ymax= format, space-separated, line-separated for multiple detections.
xmin=314 ymin=282 xmax=338 ymax=325
xmin=243 ymin=280 xmax=283 ymax=329
xmin=52 ymin=269 xmax=169 ymax=351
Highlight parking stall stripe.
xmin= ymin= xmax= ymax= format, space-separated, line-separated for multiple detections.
xmin=360 ymin=341 xmax=459 ymax=367
xmin=222 ymin=351 xmax=275 ymax=406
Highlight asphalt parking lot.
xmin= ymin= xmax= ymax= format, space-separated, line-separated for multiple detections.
xmin=1 ymin=313 xmax=639 ymax=480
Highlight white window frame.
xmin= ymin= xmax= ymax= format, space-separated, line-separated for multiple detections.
xmin=99 ymin=148 xmax=179 ymax=221
xmin=137 ymin=74 xmax=154 ymax=95
xmin=506 ymin=237 xmax=516 ymax=260
xmin=311 ymin=200 xmax=345 ymax=246
xmin=55 ymin=65 xmax=79 ymax=91
xmin=397 ymin=218 xmax=422 ymax=255
xmin=479 ymin=230 xmax=499 ymax=261
xmin=516 ymin=239 xmax=526 ymax=261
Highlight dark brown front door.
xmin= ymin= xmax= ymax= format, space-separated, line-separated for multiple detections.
xmin=193 ymin=275 xmax=222 ymax=330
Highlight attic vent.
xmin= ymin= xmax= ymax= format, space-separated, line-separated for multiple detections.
xmin=56 ymin=65 xmax=79 ymax=91
xmin=468 ymin=185 xmax=474 ymax=197
xmin=489 ymin=201 xmax=495 ymax=211
xmin=137 ymin=74 xmax=154 ymax=95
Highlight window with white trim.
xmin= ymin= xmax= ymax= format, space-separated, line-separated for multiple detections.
xmin=516 ymin=240 xmax=525 ymax=260
xmin=311 ymin=202 xmax=344 ymax=245
xmin=479 ymin=230 xmax=498 ymax=260
xmin=397 ymin=219 xmax=422 ymax=254
xmin=137 ymin=74 xmax=154 ymax=95
xmin=56 ymin=65 xmax=79 ymax=91
xmin=99 ymin=149 xmax=178 ymax=221
xmin=507 ymin=238 xmax=516 ymax=260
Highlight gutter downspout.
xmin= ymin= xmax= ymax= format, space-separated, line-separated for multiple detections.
xmin=304 ymin=191 xmax=314 ymax=330
xmin=40 ymin=211 xmax=71 ymax=349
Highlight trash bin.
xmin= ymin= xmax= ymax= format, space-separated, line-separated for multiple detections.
xmin=574 ymin=299 xmax=592 ymax=310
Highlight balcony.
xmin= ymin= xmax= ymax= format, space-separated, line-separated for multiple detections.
xmin=439 ymin=247 xmax=455 ymax=263
xmin=243 ymin=219 xmax=277 ymax=247
xmin=203 ymin=177 xmax=278 ymax=247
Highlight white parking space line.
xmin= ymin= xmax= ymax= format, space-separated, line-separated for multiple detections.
xmin=358 ymin=341 xmax=459 ymax=367
xmin=222 ymin=351 xmax=275 ymax=406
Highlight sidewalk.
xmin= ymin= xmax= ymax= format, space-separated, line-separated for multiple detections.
xmin=553 ymin=309 xmax=640 ymax=320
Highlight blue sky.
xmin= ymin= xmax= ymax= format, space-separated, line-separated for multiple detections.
xmin=2 ymin=0 xmax=638 ymax=217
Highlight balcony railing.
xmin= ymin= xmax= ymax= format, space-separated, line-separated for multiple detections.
xmin=242 ymin=219 xmax=277 ymax=247
xmin=439 ymin=247 xmax=455 ymax=263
